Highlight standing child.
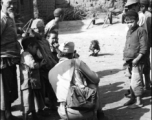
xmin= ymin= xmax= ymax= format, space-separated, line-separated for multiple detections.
xmin=89 ymin=40 xmax=100 ymax=56
xmin=20 ymin=37 xmax=45 ymax=120
xmin=123 ymin=10 xmax=148 ymax=108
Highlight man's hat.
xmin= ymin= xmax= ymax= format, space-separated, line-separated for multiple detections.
xmin=59 ymin=42 xmax=75 ymax=53
xmin=31 ymin=19 xmax=45 ymax=29
xmin=125 ymin=0 xmax=139 ymax=7
xmin=54 ymin=8 xmax=64 ymax=17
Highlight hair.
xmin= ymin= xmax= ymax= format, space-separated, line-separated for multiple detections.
xmin=21 ymin=37 xmax=38 ymax=50
xmin=58 ymin=50 xmax=74 ymax=59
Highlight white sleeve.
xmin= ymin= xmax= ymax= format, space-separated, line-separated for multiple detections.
xmin=24 ymin=54 xmax=35 ymax=68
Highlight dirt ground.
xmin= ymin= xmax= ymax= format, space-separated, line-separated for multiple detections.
xmin=12 ymin=17 xmax=151 ymax=120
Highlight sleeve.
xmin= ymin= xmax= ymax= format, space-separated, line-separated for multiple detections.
xmin=24 ymin=53 xmax=39 ymax=69
xmin=138 ymin=28 xmax=148 ymax=55
xmin=79 ymin=60 xmax=100 ymax=84
xmin=0 ymin=15 xmax=7 ymax=34
xmin=20 ymin=64 xmax=30 ymax=90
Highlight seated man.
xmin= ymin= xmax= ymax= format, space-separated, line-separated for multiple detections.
xmin=48 ymin=42 xmax=105 ymax=120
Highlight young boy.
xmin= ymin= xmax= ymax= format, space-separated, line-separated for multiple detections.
xmin=45 ymin=30 xmax=59 ymax=62
xmin=45 ymin=8 xmax=64 ymax=35
xmin=20 ymin=37 xmax=45 ymax=120
xmin=123 ymin=10 xmax=148 ymax=108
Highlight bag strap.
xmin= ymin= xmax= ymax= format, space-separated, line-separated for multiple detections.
xmin=65 ymin=59 xmax=76 ymax=120
xmin=69 ymin=59 xmax=76 ymax=84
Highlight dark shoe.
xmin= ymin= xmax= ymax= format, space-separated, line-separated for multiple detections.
xmin=9 ymin=115 xmax=21 ymax=120
xmin=38 ymin=109 xmax=51 ymax=116
xmin=123 ymin=98 xmax=136 ymax=106
xmin=128 ymin=103 xmax=144 ymax=109
xmin=97 ymin=110 xmax=105 ymax=120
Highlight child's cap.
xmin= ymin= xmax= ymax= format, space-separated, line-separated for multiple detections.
xmin=59 ymin=42 xmax=75 ymax=53
xmin=125 ymin=10 xmax=139 ymax=19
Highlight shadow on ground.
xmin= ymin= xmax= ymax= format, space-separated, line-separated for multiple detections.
xmin=59 ymin=20 xmax=86 ymax=35
xmin=97 ymin=53 xmax=114 ymax=57
xmin=98 ymin=81 xmax=151 ymax=120
xmin=97 ymin=69 xmax=121 ymax=78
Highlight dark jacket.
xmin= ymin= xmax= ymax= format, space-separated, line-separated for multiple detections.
xmin=123 ymin=26 xmax=149 ymax=62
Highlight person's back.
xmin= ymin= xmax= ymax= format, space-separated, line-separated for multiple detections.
xmin=49 ymin=42 xmax=106 ymax=120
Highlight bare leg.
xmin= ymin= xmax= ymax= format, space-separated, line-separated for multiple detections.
xmin=1 ymin=110 xmax=6 ymax=120
xmin=23 ymin=113 xmax=28 ymax=120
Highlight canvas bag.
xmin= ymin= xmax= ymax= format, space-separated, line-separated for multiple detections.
xmin=66 ymin=59 xmax=97 ymax=110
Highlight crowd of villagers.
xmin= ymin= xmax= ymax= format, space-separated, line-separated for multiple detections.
xmin=0 ymin=0 xmax=152 ymax=120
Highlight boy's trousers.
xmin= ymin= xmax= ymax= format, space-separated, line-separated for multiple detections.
xmin=130 ymin=64 xmax=144 ymax=97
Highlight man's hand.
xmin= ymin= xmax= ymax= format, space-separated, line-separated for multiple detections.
xmin=53 ymin=43 xmax=59 ymax=48
xmin=132 ymin=54 xmax=143 ymax=67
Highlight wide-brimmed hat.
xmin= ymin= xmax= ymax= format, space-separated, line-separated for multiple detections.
xmin=125 ymin=0 xmax=139 ymax=6
xmin=59 ymin=42 xmax=75 ymax=53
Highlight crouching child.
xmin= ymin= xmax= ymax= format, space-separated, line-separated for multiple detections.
xmin=89 ymin=40 xmax=100 ymax=56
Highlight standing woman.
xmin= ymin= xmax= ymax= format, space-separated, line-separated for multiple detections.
xmin=0 ymin=0 xmax=21 ymax=119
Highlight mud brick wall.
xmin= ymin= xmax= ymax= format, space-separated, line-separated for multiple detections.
xmin=37 ymin=0 xmax=56 ymax=21
xmin=56 ymin=0 xmax=103 ymax=8
xmin=56 ymin=0 xmax=125 ymax=9
xmin=18 ymin=0 xmax=33 ymax=23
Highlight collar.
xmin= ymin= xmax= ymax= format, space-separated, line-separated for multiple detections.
xmin=1 ymin=10 xmax=9 ymax=17
xmin=129 ymin=25 xmax=139 ymax=34
xmin=59 ymin=57 xmax=69 ymax=62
